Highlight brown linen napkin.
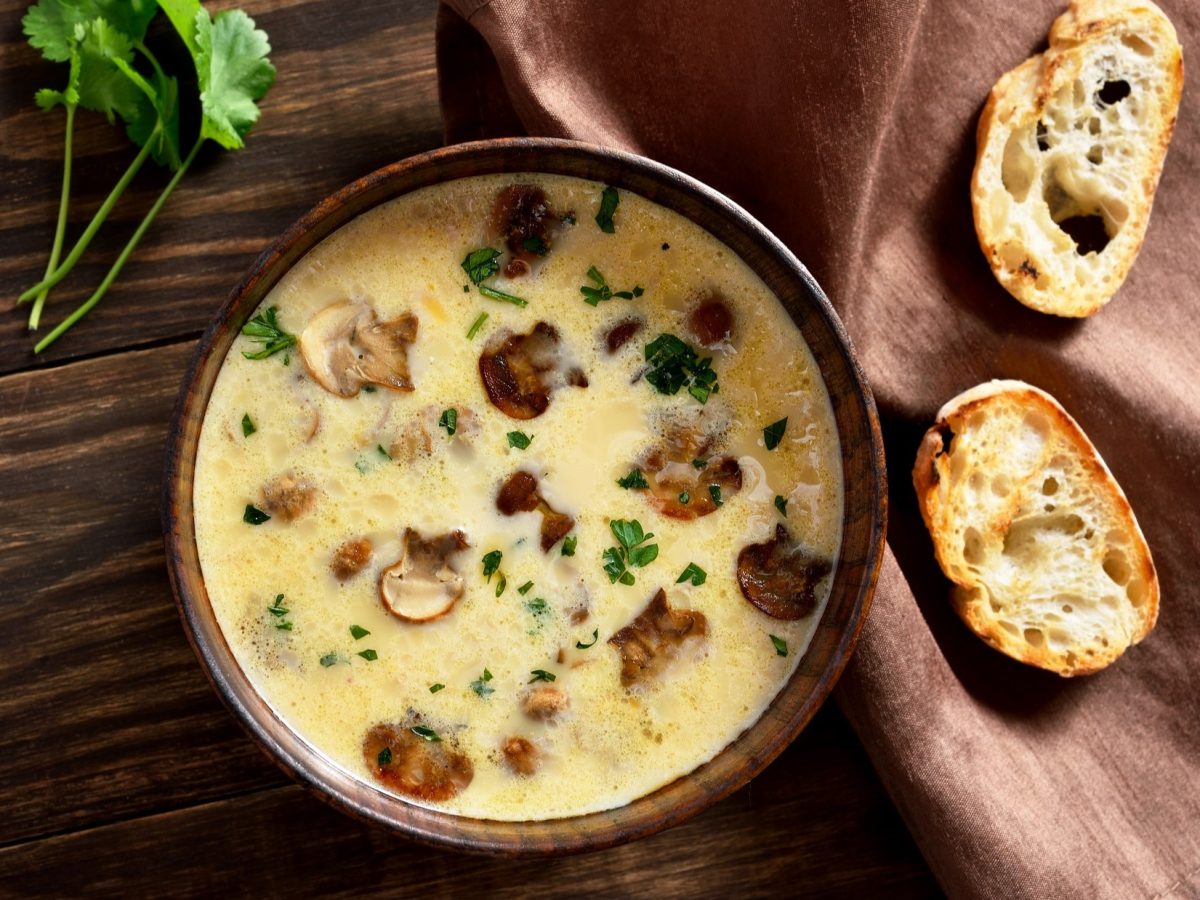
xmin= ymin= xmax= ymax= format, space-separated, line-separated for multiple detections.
xmin=434 ymin=1 xmax=1200 ymax=896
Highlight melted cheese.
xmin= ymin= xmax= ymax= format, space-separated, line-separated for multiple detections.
xmin=193 ymin=174 xmax=843 ymax=820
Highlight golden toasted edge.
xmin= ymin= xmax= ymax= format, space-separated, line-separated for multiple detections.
xmin=913 ymin=379 xmax=1159 ymax=676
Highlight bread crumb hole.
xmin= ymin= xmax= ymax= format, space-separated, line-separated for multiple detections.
xmin=963 ymin=527 xmax=985 ymax=565
xmin=1000 ymin=620 xmax=1019 ymax=637
xmin=1001 ymin=128 xmax=1037 ymax=201
xmin=1122 ymin=34 xmax=1154 ymax=56
xmin=1103 ymin=549 xmax=1131 ymax=585
xmin=1035 ymin=120 xmax=1049 ymax=152
xmin=1057 ymin=214 xmax=1110 ymax=255
xmin=1041 ymin=476 xmax=1059 ymax=496
xmin=1024 ymin=628 xmax=1045 ymax=647
xmin=1097 ymin=80 xmax=1131 ymax=107
xmin=1087 ymin=145 xmax=1103 ymax=165
xmin=969 ymin=471 xmax=985 ymax=491
xmin=1062 ymin=604 xmax=1073 ymax=614
xmin=1126 ymin=577 xmax=1148 ymax=607
xmin=991 ymin=474 xmax=1012 ymax=497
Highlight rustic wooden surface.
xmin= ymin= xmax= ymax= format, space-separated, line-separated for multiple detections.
xmin=0 ymin=0 xmax=940 ymax=895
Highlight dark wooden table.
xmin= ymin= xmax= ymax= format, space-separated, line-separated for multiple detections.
xmin=0 ymin=1 xmax=939 ymax=894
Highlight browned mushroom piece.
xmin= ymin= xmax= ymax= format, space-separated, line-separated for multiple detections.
xmin=300 ymin=300 xmax=418 ymax=398
xmin=609 ymin=589 xmax=708 ymax=687
xmin=500 ymin=736 xmax=542 ymax=776
xmin=491 ymin=184 xmax=565 ymax=278
xmin=687 ymin=294 xmax=734 ymax=348
xmin=495 ymin=471 xmax=576 ymax=552
xmin=479 ymin=322 xmax=588 ymax=420
xmin=389 ymin=406 xmax=481 ymax=463
xmin=331 ymin=537 xmax=373 ymax=580
xmin=260 ymin=472 xmax=318 ymax=521
xmin=637 ymin=422 xmax=741 ymax=520
xmin=363 ymin=717 xmax=473 ymax=801
xmin=736 ymin=524 xmax=833 ymax=620
xmin=520 ymin=684 xmax=570 ymax=722
xmin=379 ymin=528 xmax=470 ymax=623
xmin=604 ymin=317 xmax=644 ymax=354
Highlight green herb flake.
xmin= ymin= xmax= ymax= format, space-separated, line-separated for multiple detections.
xmin=679 ymin=491 xmax=690 ymax=505
xmin=525 ymin=597 xmax=548 ymax=616
xmin=478 ymin=284 xmax=528 ymax=307
xmin=439 ymin=408 xmax=457 ymax=436
xmin=676 ymin=562 xmax=707 ymax=586
xmin=595 ymin=185 xmax=619 ymax=233
xmin=528 ymin=669 xmax=557 ymax=683
xmin=319 ymin=652 xmax=338 ymax=668
xmin=350 ymin=625 xmax=370 ymax=640
xmin=466 ymin=311 xmax=489 ymax=339
xmin=243 ymin=504 xmax=270 ymax=525
xmin=241 ymin=306 xmax=296 ymax=361
xmin=517 ymin=581 xmax=534 ymax=595
xmin=763 ymin=417 xmax=788 ymax=451
xmin=617 ymin=468 xmax=649 ymax=490
xmin=709 ymin=484 xmax=723 ymax=507
xmin=495 ymin=573 xmax=507 ymax=597
xmin=241 ymin=413 xmax=256 ymax=437
xmin=411 ymin=725 xmax=441 ymax=742
xmin=507 ymin=431 xmax=533 ymax=450
xmin=603 ymin=518 xmax=657 ymax=585
xmin=470 ymin=668 xmax=494 ymax=698
xmin=377 ymin=444 xmax=391 ymax=460
xmin=774 ymin=494 xmax=788 ymax=517
xmin=377 ymin=747 xmax=392 ymax=766
xmin=268 ymin=594 xmax=288 ymax=616
xmin=576 ymin=628 xmax=600 ymax=649
xmin=644 ymin=333 xmax=719 ymax=404
xmin=580 ymin=265 xmax=643 ymax=307
xmin=429 ymin=683 xmax=445 ymax=693
xmin=482 ymin=550 xmax=502 ymax=581
xmin=357 ymin=648 xmax=378 ymax=661
xmin=770 ymin=634 xmax=788 ymax=657
xmin=561 ymin=535 xmax=577 ymax=557
xmin=462 ymin=247 xmax=501 ymax=285
xmin=275 ymin=621 xmax=293 ymax=631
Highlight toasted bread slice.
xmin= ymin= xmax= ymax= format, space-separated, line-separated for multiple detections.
xmin=971 ymin=0 xmax=1183 ymax=317
xmin=913 ymin=380 xmax=1158 ymax=676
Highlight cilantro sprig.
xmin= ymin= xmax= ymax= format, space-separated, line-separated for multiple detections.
xmin=602 ymin=518 xmax=658 ymax=586
xmin=460 ymin=247 xmax=528 ymax=307
xmin=643 ymin=334 xmax=720 ymax=404
xmin=241 ymin=306 xmax=296 ymax=361
xmin=580 ymin=266 xmax=643 ymax=307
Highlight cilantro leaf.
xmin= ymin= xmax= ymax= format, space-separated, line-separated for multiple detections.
xmin=462 ymin=247 xmax=501 ymax=285
xmin=617 ymin=468 xmax=649 ymax=490
xmin=770 ymin=634 xmax=788 ymax=657
xmin=507 ymin=431 xmax=532 ymax=450
xmin=774 ymin=494 xmax=788 ymax=517
xmin=481 ymin=550 xmax=502 ymax=581
xmin=576 ymin=628 xmax=599 ymax=649
xmin=528 ymin=669 xmax=556 ymax=683
xmin=470 ymin=668 xmax=494 ymax=698
xmin=764 ymin=417 xmax=788 ymax=451
xmin=411 ymin=725 xmax=441 ymax=742
xmin=194 ymin=8 xmax=276 ymax=150
xmin=643 ymin=333 xmax=719 ymax=403
xmin=439 ymin=408 xmax=457 ymax=436
xmin=23 ymin=0 xmax=90 ymax=63
xmin=676 ymin=562 xmax=707 ymax=586
xmin=561 ymin=535 xmax=577 ymax=557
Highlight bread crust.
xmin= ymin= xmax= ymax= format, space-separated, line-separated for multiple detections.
xmin=914 ymin=380 xmax=1159 ymax=676
xmin=971 ymin=0 xmax=1184 ymax=317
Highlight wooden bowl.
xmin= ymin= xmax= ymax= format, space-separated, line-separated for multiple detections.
xmin=162 ymin=138 xmax=887 ymax=855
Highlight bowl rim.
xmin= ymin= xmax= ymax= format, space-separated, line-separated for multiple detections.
xmin=162 ymin=136 xmax=887 ymax=856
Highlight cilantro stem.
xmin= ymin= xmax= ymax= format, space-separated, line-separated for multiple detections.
xmin=27 ymin=102 xmax=75 ymax=332
xmin=35 ymin=136 xmax=201 ymax=354
xmin=19 ymin=126 xmax=159 ymax=305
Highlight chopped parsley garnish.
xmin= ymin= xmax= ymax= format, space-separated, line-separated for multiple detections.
xmin=579 ymin=265 xmax=643 ymax=307
xmin=595 ymin=185 xmax=620 ymax=233
xmin=470 ymin=668 xmax=494 ymax=698
xmin=763 ymin=417 xmax=788 ymax=451
xmin=357 ymin=649 xmax=378 ymax=661
xmin=462 ymin=247 xmax=501 ymax=284
xmin=518 ymin=581 xmax=534 ymax=595
xmin=411 ymin=725 xmax=441 ymax=742
xmin=617 ymin=468 xmax=649 ymax=489
xmin=241 ymin=413 xmax=256 ymax=437
xmin=429 ymin=683 xmax=445 ymax=693
xmin=643 ymin=333 xmax=719 ymax=404
xmin=241 ymin=306 xmax=296 ymax=361
xmin=528 ymin=669 xmax=557 ymax=683
xmin=770 ymin=634 xmax=788 ymax=657
xmin=576 ymin=628 xmax=599 ymax=649
xmin=466 ymin=311 xmax=489 ymax=339
xmin=709 ymin=484 xmax=723 ymax=507
xmin=507 ymin=431 xmax=533 ymax=450
xmin=479 ymin=284 xmax=528 ymax=307
xmin=377 ymin=444 xmax=391 ymax=460
xmin=522 ymin=236 xmax=549 ymax=255
xmin=774 ymin=495 xmax=788 ymax=517
xmin=679 ymin=491 xmax=690 ymax=504
xmin=482 ymin=550 xmax=502 ymax=581
xmin=676 ymin=563 xmax=707 ymax=586
xmin=243 ymin=504 xmax=270 ymax=525
xmin=268 ymin=594 xmax=292 ymax=630
xmin=561 ymin=535 xmax=577 ymax=557
xmin=377 ymin=747 xmax=392 ymax=766
xmin=350 ymin=625 xmax=370 ymax=640
xmin=319 ymin=652 xmax=338 ymax=668
xmin=439 ymin=408 xmax=457 ymax=436
xmin=495 ymin=573 xmax=507 ymax=597
xmin=603 ymin=518 xmax=658 ymax=585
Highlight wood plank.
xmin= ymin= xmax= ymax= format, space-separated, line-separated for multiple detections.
xmin=0 ymin=341 xmax=933 ymax=893
xmin=0 ymin=726 xmax=938 ymax=898
xmin=0 ymin=0 xmax=444 ymax=374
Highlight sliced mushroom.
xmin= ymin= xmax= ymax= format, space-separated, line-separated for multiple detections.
xmin=604 ymin=317 xmax=644 ymax=354
xmin=331 ymin=537 xmax=373 ymax=580
xmin=637 ymin=421 xmax=741 ymax=520
xmin=379 ymin=528 xmax=470 ymax=623
xmin=491 ymin=184 xmax=566 ymax=278
xmin=687 ymin=294 xmax=734 ymax=348
xmin=609 ymin=589 xmax=708 ymax=687
xmin=500 ymin=736 xmax=541 ymax=776
xmin=363 ymin=717 xmax=473 ymax=801
xmin=479 ymin=322 xmax=588 ymax=420
xmin=300 ymin=300 xmax=418 ymax=398
xmin=496 ymin=471 xmax=575 ymax=552
xmin=260 ymin=472 xmax=318 ymax=521
xmin=520 ymin=684 xmax=570 ymax=722
xmin=736 ymin=524 xmax=832 ymax=620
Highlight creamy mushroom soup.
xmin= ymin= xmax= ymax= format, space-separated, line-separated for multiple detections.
xmin=194 ymin=174 xmax=843 ymax=820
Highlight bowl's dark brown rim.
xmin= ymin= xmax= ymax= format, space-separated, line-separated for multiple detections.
xmin=162 ymin=137 xmax=887 ymax=857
